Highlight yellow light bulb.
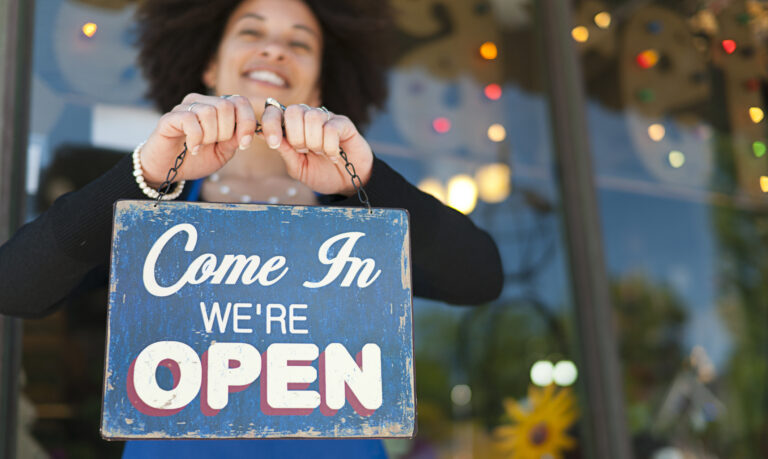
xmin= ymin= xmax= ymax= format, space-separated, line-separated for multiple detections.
xmin=648 ymin=123 xmax=665 ymax=141
xmin=572 ymin=26 xmax=589 ymax=43
xmin=594 ymin=12 xmax=611 ymax=29
xmin=82 ymin=22 xmax=98 ymax=38
xmin=417 ymin=178 xmax=446 ymax=203
xmin=761 ymin=176 xmax=768 ymax=193
xmin=669 ymin=151 xmax=685 ymax=168
xmin=447 ymin=175 xmax=478 ymax=214
xmin=475 ymin=163 xmax=511 ymax=203
xmin=479 ymin=42 xmax=498 ymax=60
xmin=750 ymin=107 xmax=764 ymax=123
xmin=487 ymin=124 xmax=507 ymax=142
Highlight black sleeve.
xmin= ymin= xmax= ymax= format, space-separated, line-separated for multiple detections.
xmin=0 ymin=155 xmax=144 ymax=318
xmin=324 ymin=157 xmax=504 ymax=305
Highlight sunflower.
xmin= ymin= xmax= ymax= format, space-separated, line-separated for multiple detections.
xmin=494 ymin=384 xmax=579 ymax=459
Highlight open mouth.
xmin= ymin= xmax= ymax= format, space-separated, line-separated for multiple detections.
xmin=245 ymin=70 xmax=289 ymax=88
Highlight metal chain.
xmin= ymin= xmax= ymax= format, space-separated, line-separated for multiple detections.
xmin=338 ymin=146 xmax=372 ymax=213
xmin=154 ymin=142 xmax=188 ymax=205
xmin=153 ymin=136 xmax=372 ymax=212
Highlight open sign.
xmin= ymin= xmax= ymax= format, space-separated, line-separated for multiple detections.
xmin=101 ymin=201 xmax=414 ymax=439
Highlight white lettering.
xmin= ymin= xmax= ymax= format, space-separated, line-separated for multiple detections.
xmin=266 ymin=343 xmax=320 ymax=410
xmin=323 ymin=343 xmax=382 ymax=411
xmin=199 ymin=302 xmax=232 ymax=333
xmin=233 ymin=303 xmax=253 ymax=333
xmin=142 ymin=224 xmax=291 ymax=297
xmin=289 ymin=304 xmax=308 ymax=334
xmin=303 ymin=232 xmax=381 ymax=289
xmin=132 ymin=341 xmax=201 ymax=410
xmin=266 ymin=304 xmax=286 ymax=334
xmin=143 ymin=224 xmax=198 ymax=297
xmin=206 ymin=342 xmax=261 ymax=410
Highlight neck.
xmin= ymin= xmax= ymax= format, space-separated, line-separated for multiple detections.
xmin=217 ymin=138 xmax=289 ymax=180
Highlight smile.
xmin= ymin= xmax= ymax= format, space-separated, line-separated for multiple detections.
xmin=245 ymin=70 xmax=288 ymax=88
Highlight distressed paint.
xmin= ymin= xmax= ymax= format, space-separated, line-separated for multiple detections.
xmin=101 ymin=200 xmax=414 ymax=439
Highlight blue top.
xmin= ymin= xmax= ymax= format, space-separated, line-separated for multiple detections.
xmin=121 ymin=178 xmax=388 ymax=459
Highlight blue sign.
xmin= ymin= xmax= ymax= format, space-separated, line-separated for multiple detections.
xmin=101 ymin=201 xmax=414 ymax=439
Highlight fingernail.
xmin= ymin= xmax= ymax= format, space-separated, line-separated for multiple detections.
xmin=313 ymin=150 xmax=323 ymax=155
xmin=239 ymin=135 xmax=253 ymax=150
xmin=330 ymin=156 xmax=339 ymax=163
xmin=267 ymin=135 xmax=281 ymax=149
xmin=192 ymin=145 xmax=201 ymax=155
xmin=297 ymin=148 xmax=309 ymax=154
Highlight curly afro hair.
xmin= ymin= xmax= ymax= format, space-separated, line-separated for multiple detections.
xmin=135 ymin=0 xmax=393 ymax=129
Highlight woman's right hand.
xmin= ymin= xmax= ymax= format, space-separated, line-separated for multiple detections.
xmin=139 ymin=93 xmax=257 ymax=187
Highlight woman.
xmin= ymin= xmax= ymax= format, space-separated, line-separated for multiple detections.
xmin=0 ymin=0 xmax=503 ymax=456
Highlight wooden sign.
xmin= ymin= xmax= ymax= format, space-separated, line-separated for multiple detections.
xmin=101 ymin=201 xmax=414 ymax=439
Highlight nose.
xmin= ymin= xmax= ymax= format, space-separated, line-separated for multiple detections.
xmin=260 ymin=41 xmax=286 ymax=62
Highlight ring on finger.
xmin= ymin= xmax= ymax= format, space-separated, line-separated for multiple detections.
xmin=187 ymin=102 xmax=200 ymax=112
xmin=319 ymin=106 xmax=332 ymax=122
xmin=221 ymin=94 xmax=239 ymax=99
xmin=265 ymin=97 xmax=286 ymax=112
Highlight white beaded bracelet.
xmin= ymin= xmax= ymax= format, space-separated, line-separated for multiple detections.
xmin=132 ymin=142 xmax=185 ymax=200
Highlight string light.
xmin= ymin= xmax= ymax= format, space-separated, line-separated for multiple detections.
xmin=636 ymin=49 xmax=660 ymax=69
xmin=648 ymin=123 xmax=665 ymax=141
xmin=761 ymin=176 xmax=768 ymax=193
xmin=722 ymin=39 xmax=737 ymax=54
xmin=637 ymin=88 xmax=655 ymax=102
xmin=475 ymin=163 xmax=511 ymax=203
xmin=417 ymin=178 xmax=446 ymax=203
xmin=594 ymin=12 xmax=611 ymax=29
xmin=749 ymin=107 xmax=764 ymax=123
xmin=552 ymin=361 xmax=578 ymax=387
xmin=447 ymin=175 xmax=478 ymax=214
xmin=82 ymin=22 xmax=98 ymax=38
xmin=479 ymin=42 xmax=498 ymax=60
xmin=530 ymin=361 xmax=554 ymax=387
xmin=484 ymin=83 xmax=502 ymax=101
xmin=668 ymin=150 xmax=685 ymax=168
xmin=432 ymin=117 xmax=451 ymax=134
xmin=572 ymin=26 xmax=589 ymax=43
xmin=487 ymin=124 xmax=507 ymax=142
xmin=753 ymin=141 xmax=767 ymax=157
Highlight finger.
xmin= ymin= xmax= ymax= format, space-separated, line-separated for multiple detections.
xmin=187 ymin=103 xmax=218 ymax=146
xmin=180 ymin=92 xmax=206 ymax=106
xmin=212 ymin=98 xmax=236 ymax=143
xmin=323 ymin=119 xmax=341 ymax=163
xmin=304 ymin=108 xmax=326 ymax=155
xmin=284 ymin=104 xmax=309 ymax=153
xmin=261 ymin=105 xmax=284 ymax=149
xmin=228 ymin=95 xmax=257 ymax=150
xmin=156 ymin=111 xmax=204 ymax=152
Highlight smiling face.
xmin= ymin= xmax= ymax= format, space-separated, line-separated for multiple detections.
xmin=203 ymin=0 xmax=323 ymax=113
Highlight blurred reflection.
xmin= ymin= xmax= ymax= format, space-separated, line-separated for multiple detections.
xmin=575 ymin=0 xmax=768 ymax=456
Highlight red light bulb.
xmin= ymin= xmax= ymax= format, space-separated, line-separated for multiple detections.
xmin=722 ymin=39 xmax=737 ymax=54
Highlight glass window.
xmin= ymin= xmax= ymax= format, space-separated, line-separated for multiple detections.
xmin=18 ymin=0 xmax=590 ymax=457
xmin=574 ymin=0 xmax=768 ymax=456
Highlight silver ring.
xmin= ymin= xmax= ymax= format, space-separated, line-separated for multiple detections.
xmin=319 ymin=106 xmax=332 ymax=122
xmin=187 ymin=102 xmax=200 ymax=112
xmin=265 ymin=97 xmax=286 ymax=111
xmin=221 ymin=94 xmax=239 ymax=100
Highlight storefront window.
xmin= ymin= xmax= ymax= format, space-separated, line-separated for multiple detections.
xmin=17 ymin=0 xmax=590 ymax=457
xmin=574 ymin=0 xmax=768 ymax=456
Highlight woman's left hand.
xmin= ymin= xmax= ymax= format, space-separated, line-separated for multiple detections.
xmin=258 ymin=103 xmax=373 ymax=196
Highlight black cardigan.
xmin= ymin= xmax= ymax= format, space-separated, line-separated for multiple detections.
xmin=0 ymin=154 xmax=503 ymax=318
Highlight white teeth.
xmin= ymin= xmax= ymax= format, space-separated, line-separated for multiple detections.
xmin=247 ymin=70 xmax=286 ymax=87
